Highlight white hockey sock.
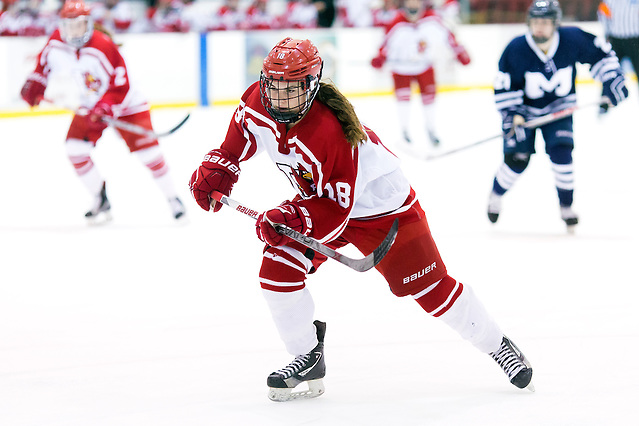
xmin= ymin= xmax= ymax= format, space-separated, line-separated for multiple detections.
xmin=134 ymin=146 xmax=178 ymax=199
xmin=422 ymin=103 xmax=438 ymax=138
xmin=66 ymin=138 xmax=104 ymax=195
xmin=262 ymin=287 xmax=318 ymax=356
xmin=397 ymin=100 xmax=411 ymax=135
xmin=437 ymin=286 xmax=503 ymax=354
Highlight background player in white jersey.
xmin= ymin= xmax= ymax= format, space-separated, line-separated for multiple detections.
xmin=371 ymin=0 xmax=470 ymax=146
xmin=189 ymin=37 xmax=533 ymax=402
xmin=20 ymin=0 xmax=186 ymax=223
xmin=597 ymin=0 xmax=639 ymax=114
xmin=488 ymin=0 xmax=627 ymax=231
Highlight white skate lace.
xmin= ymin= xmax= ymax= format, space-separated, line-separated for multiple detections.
xmin=491 ymin=340 xmax=525 ymax=380
xmin=276 ymin=354 xmax=311 ymax=379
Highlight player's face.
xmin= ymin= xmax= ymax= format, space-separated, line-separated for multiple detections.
xmin=266 ymin=80 xmax=305 ymax=115
xmin=404 ymin=0 xmax=422 ymax=15
xmin=61 ymin=16 xmax=88 ymax=40
xmin=529 ymin=17 xmax=555 ymax=44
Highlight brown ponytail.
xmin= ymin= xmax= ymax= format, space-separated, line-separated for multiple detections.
xmin=316 ymin=82 xmax=367 ymax=148
xmin=93 ymin=23 xmax=123 ymax=47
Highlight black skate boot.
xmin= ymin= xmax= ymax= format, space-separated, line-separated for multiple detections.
xmin=427 ymin=130 xmax=440 ymax=147
xmin=487 ymin=191 xmax=502 ymax=224
xmin=168 ymin=197 xmax=186 ymax=220
xmin=267 ymin=320 xmax=326 ymax=402
xmin=85 ymin=182 xmax=112 ymax=225
xmin=490 ymin=336 xmax=534 ymax=391
xmin=560 ymin=206 xmax=579 ymax=233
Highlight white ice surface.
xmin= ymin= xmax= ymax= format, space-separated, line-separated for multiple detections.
xmin=0 ymin=87 xmax=637 ymax=425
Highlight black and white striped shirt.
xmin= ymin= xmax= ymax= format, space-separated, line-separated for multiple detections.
xmin=598 ymin=0 xmax=639 ymax=38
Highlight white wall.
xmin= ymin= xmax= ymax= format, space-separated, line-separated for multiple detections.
xmin=0 ymin=22 xmax=604 ymax=113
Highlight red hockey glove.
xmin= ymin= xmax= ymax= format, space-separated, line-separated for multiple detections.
xmin=20 ymin=75 xmax=46 ymax=107
xmin=454 ymin=46 xmax=471 ymax=66
xmin=371 ymin=54 xmax=386 ymax=69
xmin=87 ymin=101 xmax=113 ymax=131
xmin=189 ymin=148 xmax=240 ymax=212
xmin=256 ymin=202 xmax=312 ymax=247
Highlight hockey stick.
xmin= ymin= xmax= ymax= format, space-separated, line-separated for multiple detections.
xmin=101 ymin=113 xmax=191 ymax=139
xmin=425 ymin=100 xmax=605 ymax=160
xmin=42 ymin=98 xmax=190 ymax=139
xmin=210 ymin=191 xmax=399 ymax=273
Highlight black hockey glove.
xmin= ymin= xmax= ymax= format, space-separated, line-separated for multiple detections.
xmin=601 ymin=72 xmax=628 ymax=107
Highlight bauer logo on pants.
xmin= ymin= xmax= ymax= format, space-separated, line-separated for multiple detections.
xmin=403 ymin=261 xmax=437 ymax=284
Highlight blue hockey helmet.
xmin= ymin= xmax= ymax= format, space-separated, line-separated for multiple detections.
xmin=528 ymin=0 xmax=562 ymax=24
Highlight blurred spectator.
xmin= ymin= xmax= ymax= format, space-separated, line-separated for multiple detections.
xmin=372 ymin=0 xmax=400 ymax=28
xmin=337 ymin=0 xmax=373 ymax=27
xmin=148 ymin=0 xmax=188 ymax=32
xmin=208 ymin=0 xmax=246 ymax=30
xmin=245 ymin=0 xmax=279 ymax=29
xmin=180 ymin=0 xmax=211 ymax=32
xmin=90 ymin=0 xmax=136 ymax=33
xmin=0 ymin=0 xmax=56 ymax=36
xmin=282 ymin=0 xmax=317 ymax=28
xmin=313 ymin=0 xmax=334 ymax=27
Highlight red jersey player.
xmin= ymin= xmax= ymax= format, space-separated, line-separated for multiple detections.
xmin=20 ymin=0 xmax=185 ymax=223
xmin=371 ymin=0 xmax=470 ymax=147
xmin=189 ymin=37 xmax=534 ymax=401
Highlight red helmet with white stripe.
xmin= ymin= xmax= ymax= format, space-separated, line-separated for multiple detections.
xmin=259 ymin=38 xmax=323 ymax=124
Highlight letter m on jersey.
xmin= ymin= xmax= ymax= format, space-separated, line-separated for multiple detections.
xmin=524 ymin=66 xmax=573 ymax=99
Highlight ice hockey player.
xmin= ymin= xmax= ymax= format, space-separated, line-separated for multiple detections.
xmin=189 ymin=37 xmax=534 ymax=401
xmin=370 ymin=0 xmax=471 ymax=147
xmin=488 ymin=0 xmax=627 ymax=232
xmin=20 ymin=0 xmax=186 ymax=223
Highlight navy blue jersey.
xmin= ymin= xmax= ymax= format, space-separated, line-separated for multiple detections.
xmin=494 ymin=26 xmax=622 ymax=118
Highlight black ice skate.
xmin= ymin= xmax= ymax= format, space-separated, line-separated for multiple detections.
xmin=427 ymin=130 xmax=440 ymax=147
xmin=560 ymin=206 xmax=579 ymax=233
xmin=487 ymin=191 xmax=502 ymax=224
xmin=168 ymin=197 xmax=186 ymax=220
xmin=267 ymin=320 xmax=326 ymax=402
xmin=490 ymin=336 xmax=534 ymax=392
xmin=85 ymin=182 xmax=112 ymax=225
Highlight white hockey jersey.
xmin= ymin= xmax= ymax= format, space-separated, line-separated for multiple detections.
xmin=378 ymin=11 xmax=458 ymax=75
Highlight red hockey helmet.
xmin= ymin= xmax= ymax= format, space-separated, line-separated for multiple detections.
xmin=259 ymin=38 xmax=323 ymax=123
xmin=59 ymin=0 xmax=93 ymax=48
xmin=60 ymin=0 xmax=91 ymax=18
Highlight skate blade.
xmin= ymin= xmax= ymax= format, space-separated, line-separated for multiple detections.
xmin=526 ymin=382 xmax=536 ymax=392
xmin=86 ymin=211 xmax=113 ymax=226
xmin=268 ymin=379 xmax=325 ymax=402
xmin=566 ymin=224 xmax=576 ymax=235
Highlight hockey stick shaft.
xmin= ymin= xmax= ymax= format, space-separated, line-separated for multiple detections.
xmin=426 ymin=100 xmax=605 ymax=160
xmin=101 ymin=113 xmax=190 ymax=138
xmin=42 ymin=98 xmax=190 ymax=138
xmin=210 ymin=191 xmax=399 ymax=272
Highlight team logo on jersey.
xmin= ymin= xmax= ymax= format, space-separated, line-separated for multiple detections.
xmin=277 ymin=163 xmax=316 ymax=198
xmin=83 ymin=72 xmax=101 ymax=92
xmin=524 ymin=66 xmax=573 ymax=99
xmin=418 ymin=39 xmax=428 ymax=53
